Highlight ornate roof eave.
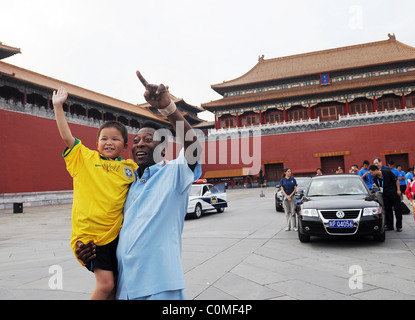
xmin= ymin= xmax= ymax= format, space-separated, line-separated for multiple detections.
xmin=0 ymin=61 xmax=166 ymax=123
xmin=207 ymin=108 xmax=415 ymax=140
xmin=211 ymin=36 xmax=415 ymax=94
xmin=0 ymin=42 xmax=21 ymax=60
xmin=203 ymin=71 xmax=415 ymax=110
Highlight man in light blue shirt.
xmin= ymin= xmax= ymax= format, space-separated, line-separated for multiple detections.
xmin=76 ymin=71 xmax=202 ymax=300
xmin=116 ymin=142 xmax=201 ymax=299
xmin=117 ymin=72 xmax=202 ymax=300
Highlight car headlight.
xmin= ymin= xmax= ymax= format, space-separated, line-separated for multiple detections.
xmin=300 ymin=209 xmax=318 ymax=217
xmin=363 ymin=207 xmax=381 ymax=216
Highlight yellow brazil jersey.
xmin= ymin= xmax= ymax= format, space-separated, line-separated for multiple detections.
xmin=63 ymin=138 xmax=137 ymax=265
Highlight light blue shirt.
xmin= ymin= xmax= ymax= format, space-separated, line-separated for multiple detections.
xmin=116 ymin=149 xmax=201 ymax=299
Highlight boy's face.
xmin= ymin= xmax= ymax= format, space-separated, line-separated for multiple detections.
xmin=96 ymin=127 xmax=126 ymax=159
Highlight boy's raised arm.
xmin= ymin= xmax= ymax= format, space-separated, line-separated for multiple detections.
xmin=52 ymin=87 xmax=76 ymax=149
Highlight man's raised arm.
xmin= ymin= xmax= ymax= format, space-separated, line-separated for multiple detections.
xmin=136 ymin=70 xmax=202 ymax=170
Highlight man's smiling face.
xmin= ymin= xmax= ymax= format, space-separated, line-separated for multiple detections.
xmin=132 ymin=127 xmax=162 ymax=168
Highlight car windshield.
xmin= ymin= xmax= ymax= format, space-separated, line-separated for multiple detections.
xmin=190 ymin=185 xmax=202 ymax=196
xmin=296 ymin=178 xmax=311 ymax=190
xmin=307 ymin=177 xmax=368 ymax=197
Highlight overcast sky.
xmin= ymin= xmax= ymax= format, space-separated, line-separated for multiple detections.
xmin=2 ymin=0 xmax=415 ymax=121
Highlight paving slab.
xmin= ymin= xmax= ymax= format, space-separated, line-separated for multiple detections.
xmin=0 ymin=187 xmax=414 ymax=300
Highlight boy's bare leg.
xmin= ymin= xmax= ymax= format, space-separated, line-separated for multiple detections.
xmin=90 ymin=268 xmax=115 ymax=300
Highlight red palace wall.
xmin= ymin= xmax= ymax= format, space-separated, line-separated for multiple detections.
xmin=1 ymin=108 xmax=415 ymax=193
xmin=0 ymin=109 xmax=136 ymax=193
xmin=201 ymin=121 xmax=415 ymax=179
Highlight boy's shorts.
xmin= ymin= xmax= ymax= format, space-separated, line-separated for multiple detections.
xmin=85 ymin=236 xmax=119 ymax=277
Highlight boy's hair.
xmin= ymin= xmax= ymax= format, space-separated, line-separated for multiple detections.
xmin=97 ymin=121 xmax=129 ymax=144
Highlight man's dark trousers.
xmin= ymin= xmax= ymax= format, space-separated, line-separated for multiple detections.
xmin=383 ymin=192 xmax=402 ymax=229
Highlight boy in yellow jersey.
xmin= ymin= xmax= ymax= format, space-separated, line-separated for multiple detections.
xmin=52 ymin=87 xmax=137 ymax=299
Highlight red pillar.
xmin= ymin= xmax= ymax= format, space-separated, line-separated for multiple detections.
xmin=373 ymin=96 xmax=378 ymax=112
xmin=308 ymin=104 xmax=312 ymax=119
xmin=259 ymin=109 xmax=263 ymax=124
xmin=214 ymin=115 xmax=218 ymax=129
xmin=283 ymin=107 xmax=287 ymax=122
xmin=401 ymin=92 xmax=407 ymax=109
xmin=345 ymin=99 xmax=350 ymax=115
xmin=236 ymin=113 xmax=239 ymax=127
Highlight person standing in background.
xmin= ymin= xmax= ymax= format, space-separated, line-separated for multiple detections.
xmin=280 ymin=168 xmax=297 ymax=231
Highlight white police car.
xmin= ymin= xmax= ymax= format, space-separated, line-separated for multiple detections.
xmin=187 ymin=180 xmax=228 ymax=219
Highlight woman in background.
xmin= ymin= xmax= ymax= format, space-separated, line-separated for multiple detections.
xmin=280 ymin=168 xmax=297 ymax=231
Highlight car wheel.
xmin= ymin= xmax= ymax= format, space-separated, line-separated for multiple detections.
xmin=373 ymin=231 xmax=385 ymax=242
xmin=216 ymin=207 xmax=225 ymax=213
xmin=192 ymin=203 xmax=202 ymax=219
xmin=298 ymin=230 xmax=310 ymax=243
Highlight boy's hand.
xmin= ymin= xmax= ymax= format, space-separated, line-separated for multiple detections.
xmin=136 ymin=71 xmax=171 ymax=109
xmin=52 ymin=86 xmax=68 ymax=107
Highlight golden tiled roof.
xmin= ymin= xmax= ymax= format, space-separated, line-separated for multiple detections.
xmin=211 ymin=36 xmax=415 ymax=91
xmin=0 ymin=61 xmax=164 ymax=122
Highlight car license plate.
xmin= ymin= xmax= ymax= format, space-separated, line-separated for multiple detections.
xmin=328 ymin=220 xmax=354 ymax=228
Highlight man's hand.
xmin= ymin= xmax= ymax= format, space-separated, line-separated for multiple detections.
xmin=75 ymin=241 xmax=96 ymax=265
xmin=136 ymin=71 xmax=171 ymax=109
xmin=52 ymin=86 xmax=68 ymax=107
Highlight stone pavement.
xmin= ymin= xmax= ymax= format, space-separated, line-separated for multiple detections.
xmin=1 ymin=187 xmax=414 ymax=300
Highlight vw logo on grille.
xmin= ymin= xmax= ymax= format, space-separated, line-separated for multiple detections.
xmin=336 ymin=211 xmax=345 ymax=218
